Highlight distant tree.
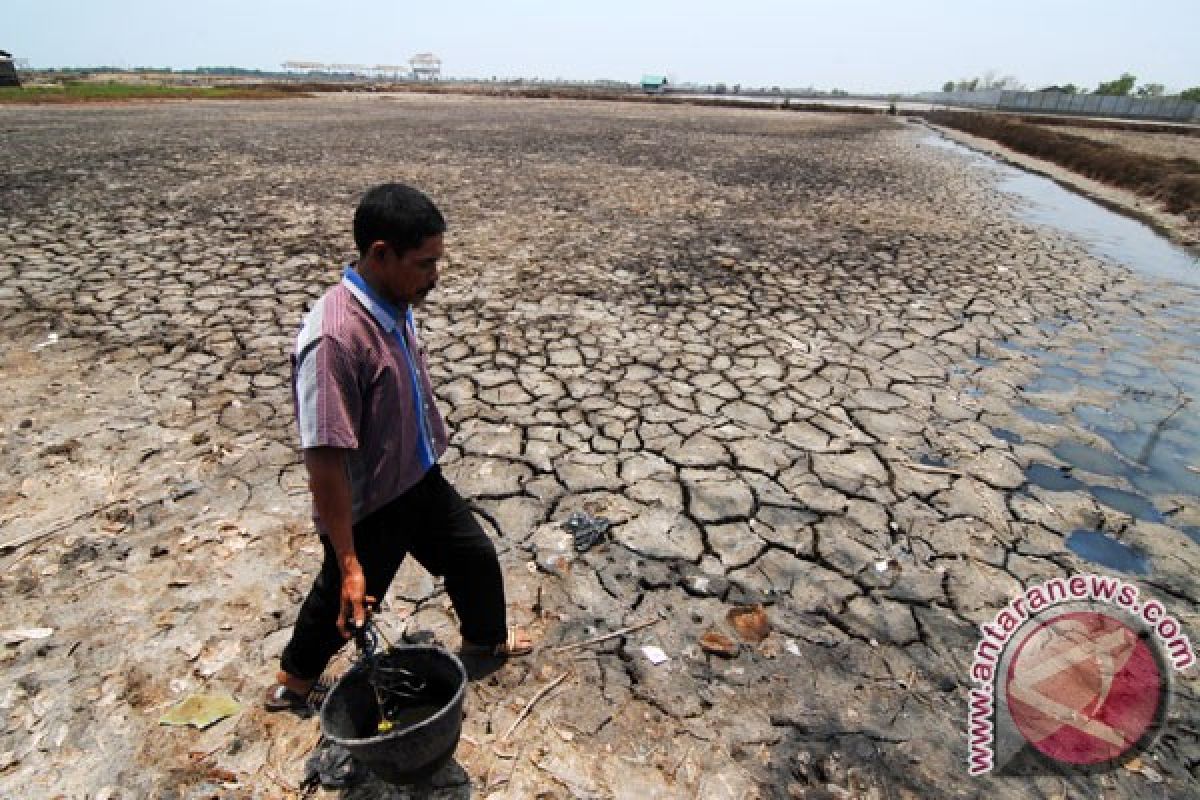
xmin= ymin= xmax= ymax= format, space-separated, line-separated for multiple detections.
xmin=942 ymin=80 xmax=955 ymax=92
xmin=831 ymin=88 xmax=849 ymax=96
xmin=713 ymin=82 xmax=726 ymax=95
xmin=1182 ymin=87 xmax=1200 ymax=102
xmin=1136 ymin=83 xmax=1165 ymax=97
xmin=1094 ymin=72 xmax=1136 ymax=96
xmin=1037 ymin=84 xmax=1080 ymax=94
xmin=732 ymin=84 xmax=741 ymax=94
xmin=964 ymin=70 xmax=1024 ymax=91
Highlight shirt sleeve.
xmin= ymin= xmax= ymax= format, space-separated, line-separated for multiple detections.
xmin=294 ymin=334 xmax=361 ymax=450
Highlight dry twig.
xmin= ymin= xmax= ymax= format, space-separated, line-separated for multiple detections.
xmin=551 ymin=618 xmax=661 ymax=653
xmin=0 ymin=503 xmax=117 ymax=557
xmin=502 ymin=671 xmax=571 ymax=741
xmin=901 ymin=460 xmax=963 ymax=477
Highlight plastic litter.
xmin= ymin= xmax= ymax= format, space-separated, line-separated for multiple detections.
xmin=563 ymin=512 xmax=612 ymax=553
xmin=303 ymin=737 xmax=364 ymax=789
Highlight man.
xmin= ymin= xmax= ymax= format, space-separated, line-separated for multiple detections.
xmin=266 ymin=183 xmax=530 ymax=712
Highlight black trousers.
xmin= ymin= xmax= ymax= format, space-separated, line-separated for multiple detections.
xmin=280 ymin=466 xmax=508 ymax=681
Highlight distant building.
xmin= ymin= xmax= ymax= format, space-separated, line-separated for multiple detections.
xmin=0 ymin=50 xmax=20 ymax=87
xmin=410 ymin=53 xmax=441 ymax=81
xmin=641 ymin=75 xmax=668 ymax=94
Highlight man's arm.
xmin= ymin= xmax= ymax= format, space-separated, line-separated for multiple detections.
xmin=304 ymin=447 xmax=367 ymax=638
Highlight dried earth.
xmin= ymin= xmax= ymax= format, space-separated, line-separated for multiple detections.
xmin=0 ymin=95 xmax=1198 ymax=799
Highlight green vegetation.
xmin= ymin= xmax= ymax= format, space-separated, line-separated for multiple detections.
xmin=1094 ymin=72 xmax=1137 ymax=96
xmin=0 ymin=81 xmax=299 ymax=104
xmin=944 ymin=70 xmax=1198 ymax=102
xmin=942 ymin=72 xmax=1023 ymax=92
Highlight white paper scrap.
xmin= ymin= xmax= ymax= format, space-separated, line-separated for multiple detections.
xmin=641 ymin=645 xmax=669 ymax=665
xmin=2 ymin=628 xmax=54 ymax=645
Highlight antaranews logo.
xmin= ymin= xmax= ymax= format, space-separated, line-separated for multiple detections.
xmin=967 ymin=573 xmax=1195 ymax=776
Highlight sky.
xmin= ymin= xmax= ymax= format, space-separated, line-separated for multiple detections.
xmin=6 ymin=0 xmax=1199 ymax=94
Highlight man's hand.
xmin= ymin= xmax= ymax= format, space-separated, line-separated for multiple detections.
xmin=337 ymin=559 xmax=369 ymax=639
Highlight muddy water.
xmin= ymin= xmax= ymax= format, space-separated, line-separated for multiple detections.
xmin=925 ymin=132 xmax=1200 ymax=572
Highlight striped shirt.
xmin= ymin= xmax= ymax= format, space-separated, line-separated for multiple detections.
xmin=293 ymin=266 xmax=449 ymax=526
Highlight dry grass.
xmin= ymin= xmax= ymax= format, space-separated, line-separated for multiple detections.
xmin=1017 ymin=115 xmax=1199 ymax=137
xmin=926 ymin=111 xmax=1200 ymax=222
xmin=1037 ymin=127 xmax=1200 ymax=162
xmin=366 ymin=83 xmax=884 ymax=114
xmin=0 ymin=82 xmax=304 ymax=104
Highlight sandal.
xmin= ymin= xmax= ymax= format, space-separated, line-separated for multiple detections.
xmin=264 ymin=683 xmax=311 ymax=713
xmin=460 ymin=627 xmax=534 ymax=658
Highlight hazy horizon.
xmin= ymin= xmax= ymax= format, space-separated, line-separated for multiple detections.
xmin=7 ymin=0 xmax=1199 ymax=95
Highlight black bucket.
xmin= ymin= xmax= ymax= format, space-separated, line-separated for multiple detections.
xmin=319 ymin=645 xmax=467 ymax=785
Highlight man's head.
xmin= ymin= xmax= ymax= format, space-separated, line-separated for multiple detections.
xmin=353 ymin=183 xmax=446 ymax=308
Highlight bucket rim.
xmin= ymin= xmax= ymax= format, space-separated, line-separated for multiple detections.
xmin=319 ymin=643 xmax=467 ymax=746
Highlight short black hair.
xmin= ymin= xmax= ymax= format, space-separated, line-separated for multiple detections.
xmin=353 ymin=183 xmax=446 ymax=257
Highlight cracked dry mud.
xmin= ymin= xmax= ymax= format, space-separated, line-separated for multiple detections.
xmin=1 ymin=95 xmax=1197 ymax=799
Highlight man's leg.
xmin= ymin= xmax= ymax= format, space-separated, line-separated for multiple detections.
xmin=278 ymin=536 xmax=345 ymax=689
xmin=405 ymin=467 xmax=510 ymax=648
xmin=278 ymin=511 xmax=409 ymax=690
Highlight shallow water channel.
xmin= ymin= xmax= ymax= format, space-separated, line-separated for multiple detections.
xmin=924 ymin=131 xmax=1200 ymax=575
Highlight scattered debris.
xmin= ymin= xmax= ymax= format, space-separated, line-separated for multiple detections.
xmin=698 ymin=631 xmax=739 ymax=658
xmin=502 ymin=671 xmax=571 ymax=741
xmin=302 ymin=737 xmax=363 ymax=790
xmin=1 ymin=627 xmax=54 ymax=645
xmin=32 ymin=332 xmax=59 ymax=351
xmin=536 ymin=549 xmax=572 ymax=578
xmin=158 ymin=692 xmax=241 ymax=730
xmin=563 ymin=512 xmax=612 ymax=553
xmin=902 ymin=460 xmax=963 ymax=476
xmin=640 ymin=646 xmax=669 ymax=665
xmin=727 ymin=605 xmax=771 ymax=643
xmin=552 ymin=618 xmax=661 ymax=653
xmin=680 ymin=569 xmax=730 ymax=599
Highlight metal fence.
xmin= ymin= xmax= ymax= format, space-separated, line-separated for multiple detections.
xmin=925 ymin=90 xmax=1200 ymax=123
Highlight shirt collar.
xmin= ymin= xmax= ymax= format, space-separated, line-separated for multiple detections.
xmin=342 ymin=265 xmax=402 ymax=333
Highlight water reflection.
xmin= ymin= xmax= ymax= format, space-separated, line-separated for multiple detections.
xmin=925 ymin=131 xmax=1198 ymax=574
xmin=1065 ymin=530 xmax=1151 ymax=575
